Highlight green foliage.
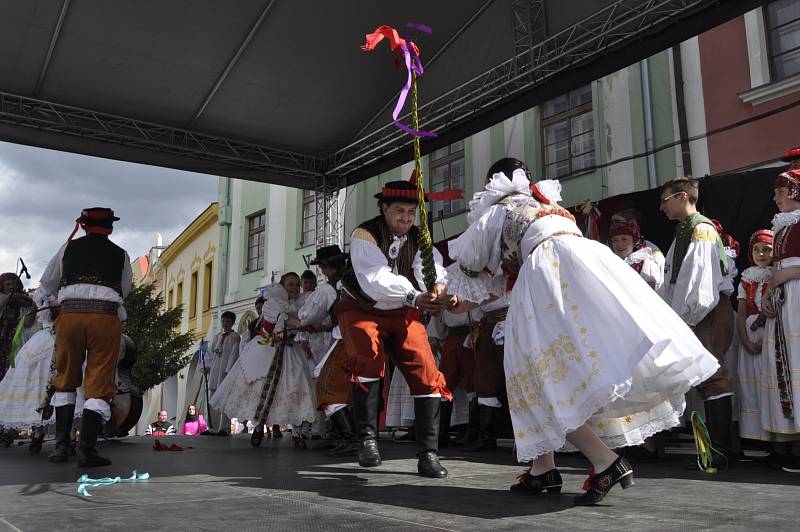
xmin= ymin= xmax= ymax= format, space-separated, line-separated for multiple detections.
xmin=122 ymin=283 xmax=195 ymax=391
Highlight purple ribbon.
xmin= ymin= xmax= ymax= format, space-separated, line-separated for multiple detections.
xmin=392 ymin=25 xmax=437 ymax=138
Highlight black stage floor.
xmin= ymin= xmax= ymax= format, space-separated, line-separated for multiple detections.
xmin=0 ymin=434 xmax=797 ymax=531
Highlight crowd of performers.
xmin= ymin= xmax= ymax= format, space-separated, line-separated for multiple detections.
xmin=2 ymin=150 xmax=800 ymax=507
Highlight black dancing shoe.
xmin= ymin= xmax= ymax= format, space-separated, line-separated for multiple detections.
xmin=358 ymin=438 xmax=382 ymax=467
xmin=28 ymin=434 xmax=44 ymax=454
xmin=510 ymin=468 xmax=562 ymax=495
xmin=417 ymin=450 xmax=448 ymax=478
xmin=293 ymin=435 xmax=307 ymax=450
xmin=573 ymin=457 xmax=634 ymax=506
xmin=250 ymin=430 xmax=264 ymax=447
xmin=272 ymin=424 xmax=283 ymax=438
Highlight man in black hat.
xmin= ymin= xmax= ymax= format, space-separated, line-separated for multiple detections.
xmin=337 ymin=181 xmax=450 ymax=478
xmin=297 ymin=245 xmax=358 ymax=456
xmin=39 ymin=208 xmax=132 ymax=467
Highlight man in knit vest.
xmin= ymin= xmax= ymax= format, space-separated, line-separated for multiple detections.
xmin=658 ymin=178 xmax=734 ymax=468
xmin=40 ymin=208 xmax=132 ymax=467
xmin=337 ymin=180 xmax=450 ymax=478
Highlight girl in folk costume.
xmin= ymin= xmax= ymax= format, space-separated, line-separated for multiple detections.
xmin=0 ymin=273 xmax=33 ymax=383
xmin=447 ymin=168 xmax=719 ymax=505
xmin=761 ymin=169 xmax=800 ymax=471
xmin=210 ymin=273 xmax=316 ymax=449
xmin=608 ymin=219 xmax=664 ymax=290
xmin=0 ymin=289 xmax=85 ymax=452
xmin=736 ymin=230 xmax=773 ymax=442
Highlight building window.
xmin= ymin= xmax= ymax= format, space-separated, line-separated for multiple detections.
xmin=246 ymin=211 xmax=265 ymax=273
xmin=301 ymin=190 xmax=316 ymax=246
xmin=429 ymin=140 xmax=465 ymax=220
xmin=176 ymin=282 xmax=183 ymax=313
xmin=541 ymin=84 xmax=595 ymax=179
xmin=189 ymin=272 xmax=198 ymax=319
xmin=766 ymin=0 xmax=800 ymax=81
xmin=203 ymin=262 xmax=213 ymax=312
xmin=167 ymin=289 xmax=174 ymax=309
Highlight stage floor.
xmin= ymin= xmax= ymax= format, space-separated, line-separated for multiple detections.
xmin=0 ymin=434 xmax=797 ymax=531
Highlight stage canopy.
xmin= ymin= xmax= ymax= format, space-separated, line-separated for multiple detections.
xmin=0 ymin=0 xmax=771 ymax=190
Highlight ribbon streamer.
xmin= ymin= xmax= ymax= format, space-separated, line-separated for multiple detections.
xmin=361 ymin=25 xmax=437 ymax=137
xmin=690 ymin=411 xmax=726 ymax=473
xmin=77 ymin=469 xmax=150 ymax=497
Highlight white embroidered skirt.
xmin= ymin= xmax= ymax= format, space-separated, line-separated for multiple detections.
xmin=211 ymin=338 xmax=316 ymax=427
xmin=0 ymin=329 xmax=84 ymax=430
xmin=505 ymin=236 xmax=719 ymax=462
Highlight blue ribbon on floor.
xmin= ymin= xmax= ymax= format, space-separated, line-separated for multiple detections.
xmin=77 ymin=469 xmax=150 ymax=497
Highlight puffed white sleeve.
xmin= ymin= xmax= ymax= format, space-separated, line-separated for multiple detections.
xmin=298 ymin=285 xmax=335 ymax=326
xmin=639 ymin=254 xmax=664 ymax=291
xmin=670 ymin=225 xmax=723 ymax=326
xmin=263 ymin=297 xmax=288 ymax=332
xmin=39 ymin=243 xmax=68 ymax=300
xmin=350 ymin=229 xmax=422 ymax=307
xmin=412 ymin=244 xmax=447 ymax=290
xmin=445 ymin=205 xmax=505 ymax=304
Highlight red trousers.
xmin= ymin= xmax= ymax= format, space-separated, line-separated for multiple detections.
xmin=315 ymin=341 xmax=352 ymax=410
xmin=336 ymin=300 xmax=447 ymax=396
xmin=439 ymin=330 xmax=474 ymax=393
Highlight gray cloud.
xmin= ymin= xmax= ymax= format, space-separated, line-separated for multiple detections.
xmin=0 ymin=141 xmax=218 ymax=285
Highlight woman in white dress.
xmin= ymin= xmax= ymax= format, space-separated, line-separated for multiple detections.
xmin=736 ymin=229 xmax=773 ymax=442
xmin=447 ymin=158 xmax=719 ymax=505
xmin=211 ymin=273 xmax=317 ymax=449
xmin=760 ymin=170 xmax=800 ymax=472
xmin=0 ymin=290 xmax=84 ymax=453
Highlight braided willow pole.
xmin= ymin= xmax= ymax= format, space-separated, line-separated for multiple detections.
xmin=410 ymin=72 xmax=437 ymax=293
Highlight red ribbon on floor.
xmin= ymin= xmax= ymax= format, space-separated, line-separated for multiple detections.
xmin=153 ymin=439 xmax=193 ymax=451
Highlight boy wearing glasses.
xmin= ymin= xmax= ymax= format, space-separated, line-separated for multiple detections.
xmin=658 ymin=177 xmax=735 ymax=469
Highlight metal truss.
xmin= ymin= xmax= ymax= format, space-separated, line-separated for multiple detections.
xmin=512 ymin=0 xmax=547 ymax=74
xmin=0 ymin=0 xmax=737 ymax=203
xmin=326 ymin=0 xmax=719 ymax=176
xmin=0 ymin=91 xmax=322 ymax=179
xmin=313 ymin=174 xmax=342 ymax=248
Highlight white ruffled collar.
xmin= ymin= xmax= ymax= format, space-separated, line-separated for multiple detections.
xmin=467 ymin=169 xmax=531 ymax=224
xmin=741 ymin=265 xmax=773 ymax=284
xmin=772 ymin=209 xmax=800 ymax=233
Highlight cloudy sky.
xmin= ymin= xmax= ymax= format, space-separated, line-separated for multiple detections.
xmin=0 ymin=141 xmax=219 ymax=287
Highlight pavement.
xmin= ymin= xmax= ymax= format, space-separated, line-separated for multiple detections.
xmin=0 ymin=433 xmax=798 ymax=531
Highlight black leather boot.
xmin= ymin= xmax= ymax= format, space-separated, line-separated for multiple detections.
xmin=455 ymin=397 xmax=479 ymax=446
xmin=462 ymin=404 xmax=497 ymax=452
xmin=414 ymin=397 xmax=448 ymax=478
xmin=704 ymin=396 xmax=733 ymax=468
xmin=325 ymin=407 xmax=359 ymax=457
xmin=352 ymin=381 xmax=382 ymax=467
xmin=77 ymin=409 xmax=111 ymax=467
xmin=48 ymin=404 xmax=75 ymax=463
xmin=438 ymin=400 xmax=453 ymax=448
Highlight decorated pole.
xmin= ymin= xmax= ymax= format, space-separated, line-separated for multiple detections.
xmin=361 ymin=24 xmax=440 ymax=292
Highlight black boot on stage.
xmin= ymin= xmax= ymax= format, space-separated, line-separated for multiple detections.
xmin=352 ymin=381 xmax=382 ymax=467
xmin=29 ymin=427 xmax=45 ymax=454
xmin=455 ymin=398 xmax=479 ymax=446
xmin=414 ymin=397 xmax=448 ymax=478
xmin=250 ymin=427 xmax=265 ymax=447
xmin=325 ymin=408 xmax=359 ymax=457
xmin=77 ymin=409 xmax=111 ymax=467
xmin=687 ymin=396 xmax=733 ymax=471
xmin=438 ymin=400 xmax=453 ymax=449
xmin=510 ymin=467 xmax=563 ymax=495
xmin=573 ymin=457 xmax=634 ymax=506
xmin=48 ymin=404 xmax=75 ymax=463
xmin=462 ymin=404 xmax=497 ymax=452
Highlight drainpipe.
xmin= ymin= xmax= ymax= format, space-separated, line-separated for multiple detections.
xmin=640 ymin=59 xmax=658 ymax=189
xmin=671 ymin=45 xmax=693 ymax=177
xmin=215 ymin=177 xmax=232 ymax=324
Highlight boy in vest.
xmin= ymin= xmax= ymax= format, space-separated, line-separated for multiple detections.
xmin=658 ymin=178 xmax=734 ymax=468
xmin=40 ymin=208 xmax=132 ymax=467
